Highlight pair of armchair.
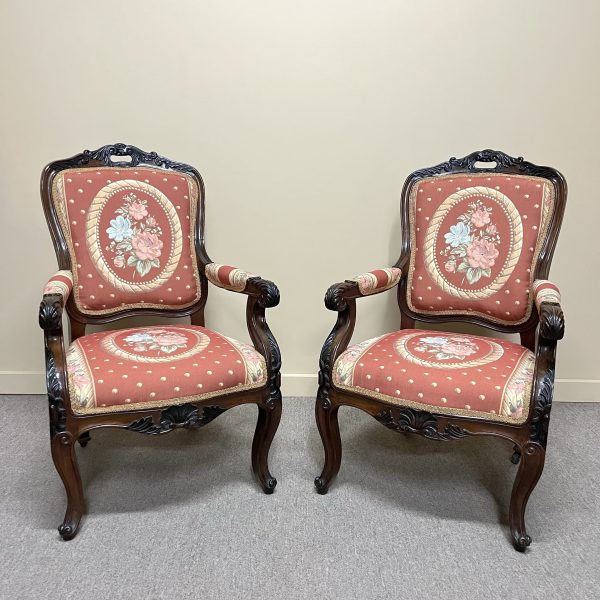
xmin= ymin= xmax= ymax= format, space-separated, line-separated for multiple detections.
xmin=40 ymin=145 xmax=565 ymax=552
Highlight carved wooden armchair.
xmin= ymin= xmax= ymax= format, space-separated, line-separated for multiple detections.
xmin=315 ymin=150 xmax=566 ymax=551
xmin=39 ymin=144 xmax=281 ymax=540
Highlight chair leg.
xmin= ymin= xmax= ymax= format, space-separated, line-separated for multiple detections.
xmin=51 ymin=432 xmax=85 ymax=540
xmin=509 ymin=442 xmax=545 ymax=552
xmin=510 ymin=444 xmax=521 ymax=464
xmin=78 ymin=431 xmax=91 ymax=448
xmin=314 ymin=400 xmax=341 ymax=494
xmin=251 ymin=399 xmax=282 ymax=494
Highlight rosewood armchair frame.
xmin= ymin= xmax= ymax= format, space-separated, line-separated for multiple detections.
xmin=39 ymin=143 xmax=282 ymax=540
xmin=315 ymin=149 xmax=566 ymax=551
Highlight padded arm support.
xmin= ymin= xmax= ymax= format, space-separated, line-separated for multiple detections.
xmin=533 ymin=280 xmax=564 ymax=341
xmin=39 ymin=270 xmax=73 ymax=331
xmin=42 ymin=270 xmax=73 ymax=303
xmin=205 ymin=262 xmax=280 ymax=308
xmin=352 ymin=267 xmax=402 ymax=295
xmin=206 ymin=263 xmax=253 ymax=292
xmin=325 ymin=267 xmax=401 ymax=311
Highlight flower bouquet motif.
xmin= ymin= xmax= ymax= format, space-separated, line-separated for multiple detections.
xmin=66 ymin=346 xmax=94 ymax=408
xmin=334 ymin=337 xmax=383 ymax=385
xmin=502 ymin=355 xmax=535 ymax=419
xmin=413 ymin=336 xmax=478 ymax=361
xmin=105 ymin=193 xmax=164 ymax=278
xmin=440 ymin=200 xmax=500 ymax=285
xmin=123 ymin=329 xmax=188 ymax=354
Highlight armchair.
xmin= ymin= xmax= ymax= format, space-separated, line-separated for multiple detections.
xmin=315 ymin=149 xmax=566 ymax=551
xmin=39 ymin=144 xmax=282 ymax=539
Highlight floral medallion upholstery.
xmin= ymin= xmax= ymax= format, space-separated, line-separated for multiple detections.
xmin=333 ymin=329 xmax=535 ymax=423
xmin=205 ymin=263 xmax=253 ymax=292
xmin=43 ymin=270 xmax=74 ymax=300
xmin=51 ymin=167 xmax=202 ymax=315
xmin=65 ymin=325 xmax=266 ymax=414
xmin=407 ymin=173 xmax=556 ymax=324
xmin=352 ymin=268 xmax=402 ymax=295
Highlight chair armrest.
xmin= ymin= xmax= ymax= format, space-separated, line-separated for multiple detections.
xmin=533 ymin=280 xmax=564 ymax=340
xmin=39 ymin=271 xmax=73 ymax=331
xmin=529 ymin=280 xmax=564 ymax=446
xmin=205 ymin=262 xmax=279 ymax=308
xmin=205 ymin=263 xmax=253 ymax=292
xmin=39 ymin=271 xmax=73 ymax=432
xmin=204 ymin=262 xmax=281 ymax=407
xmin=325 ymin=267 xmax=401 ymax=311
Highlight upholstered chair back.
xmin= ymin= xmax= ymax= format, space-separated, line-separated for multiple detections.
xmin=402 ymin=161 xmax=564 ymax=328
xmin=48 ymin=160 xmax=202 ymax=316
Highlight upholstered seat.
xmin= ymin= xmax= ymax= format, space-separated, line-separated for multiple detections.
xmin=66 ymin=325 xmax=267 ymax=414
xmin=333 ymin=329 xmax=534 ymax=423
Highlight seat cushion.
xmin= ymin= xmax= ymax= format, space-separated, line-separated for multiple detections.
xmin=65 ymin=325 xmax=267 ymax=414
xmin=333 ymin=329 xmax=535 ymax=423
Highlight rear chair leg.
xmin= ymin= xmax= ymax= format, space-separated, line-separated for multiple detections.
xmin=78 ymin=431 xmax=91 ymax=448
xmin=510 ymin=445 xmax=521 ymax=464
xmin=51 ymin=432 xmax=85 ymax=540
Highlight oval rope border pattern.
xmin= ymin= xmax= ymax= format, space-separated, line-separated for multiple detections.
xmin=394 ymin=332 xmax=505 ymax=370
xmin=423 ymin=186 xmax=523 ymax=301
xmin=86 ymin=179 xmax=183 ymax=293
xmin=101 ymin=328 xmax=211 ymax=363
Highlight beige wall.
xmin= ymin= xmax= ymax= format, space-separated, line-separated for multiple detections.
xmin=1 ymin=1 xmax=599 ymax=399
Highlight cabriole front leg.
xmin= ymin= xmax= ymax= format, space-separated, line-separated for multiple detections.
xmin=51 ymin=432 xmax=85 ymax=540
xmin=509 ymin=442 xmax=545 ymax=551
xmin=251 ymin=396 xmax=282 ymax=494
xmin=314 ymin=397 xmax=342 ymax=494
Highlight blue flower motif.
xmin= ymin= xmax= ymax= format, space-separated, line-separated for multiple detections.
xmin=123 ymin=332 xmax=153 ymax=344
xmin=419 ymin=336 xmax=449 ymax=346
xmin=106 ymin=216 xmax=133 ymax=242
xmin=444 ymin=222 xmax=471 ymax=247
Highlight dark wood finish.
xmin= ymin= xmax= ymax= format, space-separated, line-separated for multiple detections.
xmin=40 ymin=143 xmax=282 ymax=539
xmin=315 ymin=149 xmax=566 ymax=551
xmin=77 ymin=432 xmax=91 ymax=447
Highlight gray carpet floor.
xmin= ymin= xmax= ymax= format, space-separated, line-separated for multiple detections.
xmin=1 ymin=396 xmax=598 ymax=600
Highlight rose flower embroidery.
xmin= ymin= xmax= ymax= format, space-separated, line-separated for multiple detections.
xmin=414 ymin=336 xmax=479 ymax=360
xmin=105 ymin=192 xmax=164 ymax=277
xmin=123 ymin=330 xmax=188 ymax=354
xmin=466 ymin=239 xmax=500 ymax=270
xmin=440 ymin=200 xmax=501 ymax=285
xmin=132 ymin=231 xmax=163 ymax=261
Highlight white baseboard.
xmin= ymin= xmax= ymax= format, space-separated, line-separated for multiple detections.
xmin=0 ymin=371 xmax=46 ymax=394
xmin=1 ymin=371 xmax=599 ymax=402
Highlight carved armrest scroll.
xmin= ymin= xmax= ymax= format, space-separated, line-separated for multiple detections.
xmin=533 ymin=280 xmax=564 ymax=340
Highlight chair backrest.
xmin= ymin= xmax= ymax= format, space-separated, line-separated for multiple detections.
xmin=41 ymin=144 xmax=208 ymax=324
xmin=397 ymin=150 xmax=566 ymax=337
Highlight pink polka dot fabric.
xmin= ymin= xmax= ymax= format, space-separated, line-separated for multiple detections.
xmin=65 ymin=325 xmax=267 ymax=414
xmin=333 ymin=329 xmax=535 ymax=424
xmin=51 ymin=167 xmax=202 ymax=315
xmin=407 ymin=173 xmax=556 ymax=325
